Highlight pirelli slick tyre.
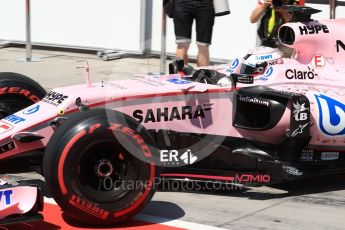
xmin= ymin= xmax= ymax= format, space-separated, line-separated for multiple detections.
xmin=0 ymin=72 xmax=46 ymax=118
xmin=43 ymin=109 xmax=156 ymax=225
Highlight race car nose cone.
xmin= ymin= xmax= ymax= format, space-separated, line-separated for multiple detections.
xmin=95 ymin=159 xmax=114 ymax=178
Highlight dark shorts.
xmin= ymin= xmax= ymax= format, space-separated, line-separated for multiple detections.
xmin=173 ymin=0 xmax=215 ymax=46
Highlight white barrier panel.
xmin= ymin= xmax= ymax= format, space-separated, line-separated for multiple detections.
xmin=151 ymin=0 xmax=258 ymax=60
xmin=0 ymin=0 xmax=146 ymax=52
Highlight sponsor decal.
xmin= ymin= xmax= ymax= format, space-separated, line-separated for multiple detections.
xmin=285 ymin=67 xmax=317 ymax=80
xmin=133 ymin=104 xmax=213 ymax=123
xmin=23 ymin=104 xmax=40 ymax=115
xmin=336 ymin=40 xmax=345 ymax=52
xmin=273 ymin=90 xmax=300 ymax=97
xmin=235 ymin=174 xmax=271 ymax=183
xmin=260 ymin=66 xmax=273 ymax=81
xmin=293 ymin=102 xmax=308 ymax=121
xmin=290 ymin=96 xmax=310 ymax=138
xmin=135 ymin=78 xmax=167 ymax=87
xmin=236 ymin=75 xmax=254 ymax=84
xmin=256 ymin=54 xmax=273 ymax=61
xmin=310 ymin=54 xmax=326 ymax=69
xmin=0 ymin=190 xmax=13 ymax=206
xmin=282 ymin=166 xmax=303 ymax=176
xmin=291 ymin=123 xmax=309 ymax=137
xmin=315 ymin=94 xmax=345 ymax=136
xmin=180 ymin=149 xmax=197 ymax=164
xmin=4 ymin=114 xmax=25 ymax=124
xmin=268 ymin=59 xmax=283 ymax=65
xmin=238 ymin=95 xmax=269 ymax=107
xmin=299 ymin=25 xmax=329 ymax=35
xmin=160 ymin=149 xmax=197 ymax=165
xmin=69 ymin=195 xmax=109 ymax=220
xmin=230 ymin=58 xmax=240 ymax=69
xmin=0 ymin=121 xmax=13 ymax=134
xmin=166 ymin=79 xmax=192 ymax=85
xmin=301 ymin=149 xmax=313 ymax=162
xmin=231 ymin=58 xmax=240 ymax=68
xmin=0 ymin=141 xmax=15 ymax=154
xmin=42 ymin=91 xmax=68 ymax=106
xmin=226 ymin=58 xmax=239 ymax=74
xmin=107 ymin=83 xmax=127 ymax=90
xmin=321 ymin=152 xmax=339 ymax=161
xmin=0 ymin=87 xmax=40 ymax=103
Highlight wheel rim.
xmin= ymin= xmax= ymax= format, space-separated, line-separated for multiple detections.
xmin=77 ymin=139 xmax=138 ymax=203
xmin=95 ymin=159 xmax=115 ymax=178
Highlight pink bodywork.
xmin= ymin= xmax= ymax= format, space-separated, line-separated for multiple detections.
xmin=0 ymin=18 xmax=344 ymax=161
xmin=0 ymin=186 xmax=38 ymax=219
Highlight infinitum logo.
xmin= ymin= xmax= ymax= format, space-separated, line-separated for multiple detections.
xmin=238 ymin=95 xmax=269 ymax=107
xmin=160 ymin=149 xmax=198 ymax=166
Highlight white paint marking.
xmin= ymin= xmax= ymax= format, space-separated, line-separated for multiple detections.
xmin=44 ymin=197 xmax=57 ymax=204
xmin=135 ymin=214 xmax=229 ymax=230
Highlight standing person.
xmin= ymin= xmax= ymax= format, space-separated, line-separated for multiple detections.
xmin=173 ymin=0 xmax=216 ymax=67
xmin=250 ymin=0 xmax=304 ymax=55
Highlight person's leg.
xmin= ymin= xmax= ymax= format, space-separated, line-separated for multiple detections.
xmin=197 ymin=45 xmax=210 ymax=66
xmin=173 ymin=0 xmax=193 ymax=64
xmin=176 ymin=43 xmax=191 ymax=64
xmin=195 ymin=0 xmax=215 ymax=66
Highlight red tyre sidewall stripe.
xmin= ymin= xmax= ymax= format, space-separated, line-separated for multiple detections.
xmin=114 ymin=161 xmax=155 ymax=218
xmin=58 ymin=129 xmax=87 ymax=195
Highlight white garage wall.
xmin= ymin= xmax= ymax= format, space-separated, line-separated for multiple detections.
xmin=151 ymin=0 xmax=259 ymax=60
xmin=308 ymin=3 xmax=345 ymax=19
xmin=0 ymin=0 xmax=146 ymax=52
xmin=0 ymin=0 xmax=26 ymax=40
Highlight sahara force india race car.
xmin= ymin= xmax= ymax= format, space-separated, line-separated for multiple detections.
xmin=0 ymin=5 xmax=344 ymax=226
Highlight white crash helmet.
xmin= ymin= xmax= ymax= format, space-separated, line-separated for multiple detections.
xmin=240 ymin=46 xmax=283 ymax=75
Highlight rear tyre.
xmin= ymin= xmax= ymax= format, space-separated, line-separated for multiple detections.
xmin=0 ymin=72 xmax=46 ymax=118
xmin=43 ymin=109 xmax=156 ymax=225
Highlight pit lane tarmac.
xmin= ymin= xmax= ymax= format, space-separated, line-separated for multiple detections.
xmin=1 ymin=172 xmax=345 ymax=230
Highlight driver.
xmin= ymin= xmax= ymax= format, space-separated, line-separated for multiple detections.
xmin=239 ymin=46 xmax=283 ymax=75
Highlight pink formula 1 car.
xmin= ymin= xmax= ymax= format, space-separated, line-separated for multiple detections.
xmin=0 ymin=5 xmax=344 ymax=226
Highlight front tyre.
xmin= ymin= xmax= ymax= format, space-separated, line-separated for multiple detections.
xmin=0 ymin=72 xmax=46 ymax=118
xmin=43 ymin=109 xmax=156 ymax=225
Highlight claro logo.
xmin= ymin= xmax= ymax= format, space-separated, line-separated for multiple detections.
xmin=285 ymin=68 xmax=317 ymax=80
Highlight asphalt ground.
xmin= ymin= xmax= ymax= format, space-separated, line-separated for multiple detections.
xmin=0 ymin=47 xmax=345 ymax=230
